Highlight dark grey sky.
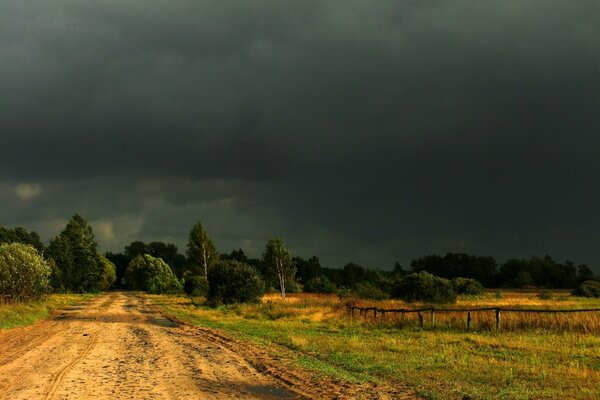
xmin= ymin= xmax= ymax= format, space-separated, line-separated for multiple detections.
xmin=1 ymin=1 xmax=600 ymax=271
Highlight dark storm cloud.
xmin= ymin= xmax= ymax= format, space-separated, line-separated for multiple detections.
xmin=1 ymin=1 xmax=600 ymax=270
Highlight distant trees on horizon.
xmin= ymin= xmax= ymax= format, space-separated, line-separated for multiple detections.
xmin=0 ymin=215 xmax=599 ymax=303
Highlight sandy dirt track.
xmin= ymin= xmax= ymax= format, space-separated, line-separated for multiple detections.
xmin=0 ymin=292 xmax=416 ymax=399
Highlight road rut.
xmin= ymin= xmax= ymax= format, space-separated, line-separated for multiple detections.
xmin=0 ymin=292 xmax=302 ymax=399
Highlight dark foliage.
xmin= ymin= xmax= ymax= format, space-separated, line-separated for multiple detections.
xmin=47 ymin=214 xmax=103 ymax=293
xmin=183 ymin=275 xmax=209 ymax=297
xmin=572 ymin=280 xmax=600 ymax=298
xmin=0 ymin=227 xmax=46 ymax=253
xmin=303 ymin=276 xmax=337 ymax=294
xmin=411 ymin=253 xmax=497 ymax=287
xmin=125 ymin=254 xmax=182 ymax=294
xmin=207 ymin=260 xmax=264 ymax=305
xmin=391 ymin=271 xmax=456 ymax=303
xmin=451 ymin=277 xmax=484 ymax=295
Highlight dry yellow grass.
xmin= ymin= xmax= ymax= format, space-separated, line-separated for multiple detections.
xmin=151 ymin=290 xmax=600 ymax=400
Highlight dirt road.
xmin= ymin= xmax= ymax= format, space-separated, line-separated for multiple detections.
xmin=0 ymin=292 xmax=311 ymax=399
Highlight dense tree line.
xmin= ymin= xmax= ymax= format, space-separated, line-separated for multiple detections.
xmin=1 ymin=216 xmax=599 ymax=304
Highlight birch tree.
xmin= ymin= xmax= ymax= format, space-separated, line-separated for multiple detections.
xmin=262 ymin=238 xmax=295 ymax=299
xmin=186 ymin=222 xmax=217 ymax=276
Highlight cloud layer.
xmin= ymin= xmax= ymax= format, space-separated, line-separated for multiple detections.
xmin=1 ymin=1 xmax=599 ymax=270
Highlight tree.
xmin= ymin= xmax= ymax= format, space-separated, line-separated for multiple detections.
xmin=262 ymin=238 xmax=295 ymax=299
xmin=186 ymin=222 xmax=217 ymax=276
xmin=294 ymin=255 xmax=322 ymax=284
xmin=0 ymin=227 xmax=45 ymax=253
xmin=125 ymin=254 xmax=182 ymax=294
xmin=207 ymin=260 xmax=264 ymax=304
xmin=47 ymin=214 xmax=102 ymax=293
xmin=391 ymin=271 xmax=456 ymax=304
xmin=0 ymin=243 xmax=51 ymax=300
xmin=98 ymin=255 xmax=117 ymax=290
xmin=572 ymin=280 xmax=600 ymax=298
xmin=303 ymin=276 xmax=337 ymax=294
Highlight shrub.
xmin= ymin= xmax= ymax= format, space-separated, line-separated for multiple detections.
xmin=451 ymin=277 xmax=484 ymax=295
xmin=125 ymin=254 xmax=182 ymax=294
xmin=572 ymin=280 xmax=600 ymax=298
xmin=353 ymin=282 xmax=390 ymax=300
xmin=0 ymin=243 xmax=51 ymax=300
xmin=304 ymin=276 xmax=337 ymax=294
xmin=207 ymin=260 xmax=264 ymax=305
xmin=538 ymin=288 xmax=553 ymax=300
xmin=391 ymin=271 xmax=456 ymax=303
xmin=183 ymin=275 xmax=209 ymax=297
xmin=98 ymin=255 xmax=117 ymax=291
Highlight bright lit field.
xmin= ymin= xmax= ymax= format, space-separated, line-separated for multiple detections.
xmin=150 ymin=290 xmax=600 ymax=400
xmin=0 ymin=293 xmax=96 ymax=329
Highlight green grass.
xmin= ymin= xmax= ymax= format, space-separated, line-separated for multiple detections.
xmin=149 ymin=293 xmax=600 ymax=400
xmin=0 ymin=294 xmax=96 ymax=329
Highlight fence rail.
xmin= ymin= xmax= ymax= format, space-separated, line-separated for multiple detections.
xmin=345 ymin=303 xmax=600 ymax=331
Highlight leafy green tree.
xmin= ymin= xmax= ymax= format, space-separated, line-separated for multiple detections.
xmin=577 ymin=265 xmax=595 ymax=283
xmin=47 ymin=214 xmax=102 ymax=293
xmin=262 ymin=238 xmax=295 ymax=299
xmin=0 ymin=243 xmax=51 ymax=300
xmin=451 ymin=277 xmax=484 ymax=295
xmin=183 ymin=275 xmax=209 ymax=297
xmin=125 ymin=254 xmax=182 ymax=294
xmin=0 ymin=227 xmax=45 ymax=252
xmin=303 ymin=276 xmax=337 ymax=294
xmin=186 ymin=222 xmax=217 ymax=276
xmin=391 ymin=271 xmax=456 ymax=304
xmin=207 ymin=260 xmax=264 ymax=304
xmin=572 ymin=280 xmax=600 ymax=298
xmin=294 ymin=255 xmax=322 ymax=284
xmin=98 ymin=255 xmax=117 ymax=290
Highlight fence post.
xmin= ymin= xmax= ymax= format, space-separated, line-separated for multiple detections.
xmin=373 ymin=308 xmax=377 ymax=321
xmin=380 ymin=310 xmax=385 ymax=323
xmin=418 ymin=312 xmax=423 ymax=328
xmin=431 ymin=309 xmax=436 ymax=328
xmin=467 ymin=312 xmax=472 ymax=332
xmin=495 ymin=308 xmax=501 ymax=330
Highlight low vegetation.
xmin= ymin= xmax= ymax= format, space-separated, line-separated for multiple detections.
xmin=0 ymin=243 xmax=51 ymax=301
xmin=392 ymin=271 xmax=457 ymax=303
xmin=0 ymin=293 xmax=96 ymax=329
xmin=125 ymin=254 xmax=182 ymax=294
xmin=572 ymin=280 xmax=600 ymax=298
xmin=207 ymin=260 xmax=264 ymax=304
xmin=151 ymin=291 xmax=600 ymax=400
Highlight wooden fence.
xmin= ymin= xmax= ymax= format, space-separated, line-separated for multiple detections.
xmin=345 ymin=303 xmax=600 ymax=331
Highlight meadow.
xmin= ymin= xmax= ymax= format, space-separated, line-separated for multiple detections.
xmin=151 ymin=290 xmax=600 ymax=400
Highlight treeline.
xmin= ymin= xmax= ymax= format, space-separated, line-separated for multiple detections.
xmin=1 ymin=215 xmax=599 ymax=304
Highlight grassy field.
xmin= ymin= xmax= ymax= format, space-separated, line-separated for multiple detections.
xmin=150 ymin=291 xmax=600 ymax=400
xmin=0 ymin=294 xmax=96 ymax=329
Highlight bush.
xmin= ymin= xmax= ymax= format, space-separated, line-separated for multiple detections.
xmin=0 ymin=243 xmax=51 ymax=300
xmin=304 ymin=276 xmax=337 ymax=294
xmin=207 ymin=260 xmax=264 ymax=305
xmin=183 ymin=275 xmax=209 ymax=297
xmin=98 ymin=255 xmax=117 ymax=290
xmin=391 ymin=271 xmax=456 ymax=304
xmin=352 ymin=282 xmax=390 ymax=300
xmin=451 ymin=277 xmax=484 ymax=295
xmin=572 ymin=280 xmax=600 ymax=298
xmin=125 ymin=254 xmax=182 ymax=294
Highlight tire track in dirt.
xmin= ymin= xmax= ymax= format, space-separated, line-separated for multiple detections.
xmin=0 ymin=292 xmax=418 ymax=399
xmin=44 ymin=333 xmax=98 ymax=400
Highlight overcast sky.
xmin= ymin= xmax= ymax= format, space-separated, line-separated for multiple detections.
xmin=1 ymin=1 xmax=599 ymax=271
